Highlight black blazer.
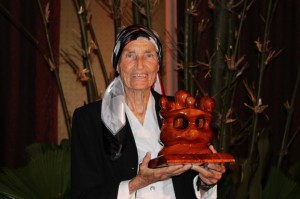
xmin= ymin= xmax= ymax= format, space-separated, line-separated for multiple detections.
xmin=71 ymin=90 xmax=198 ymax=198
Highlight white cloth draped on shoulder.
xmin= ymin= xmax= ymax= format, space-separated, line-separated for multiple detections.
xmin=101 ymin=76 xmax=126 ymax=136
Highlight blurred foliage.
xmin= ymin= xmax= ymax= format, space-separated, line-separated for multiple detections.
xmin=0 ymin=140 xmax=70 ymax=199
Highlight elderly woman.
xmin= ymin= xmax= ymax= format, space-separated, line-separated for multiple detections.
xmin=71 ymin=24 xmax=225 ymax=199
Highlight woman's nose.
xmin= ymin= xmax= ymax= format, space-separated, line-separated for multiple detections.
xmin=136 ymin=57 xmax=144 ymax=69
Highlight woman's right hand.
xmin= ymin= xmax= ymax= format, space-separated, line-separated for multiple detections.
xmin=128 ymin=152 xmax=192 ymax=194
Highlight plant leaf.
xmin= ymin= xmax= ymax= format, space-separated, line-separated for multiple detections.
xmin=0 ymin=140 xmax=70 ymax=199
xmin=249 ymin=131 xmax=269 ymax=199
xmin=263 ymin=166 xmax=297 ymax=199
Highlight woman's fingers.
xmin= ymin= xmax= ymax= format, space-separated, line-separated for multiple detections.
xmin=138 ymin=153 xmax=192 ymax=184
xmin=191 ymin=162 xmax=225 ymax=185
xmin=209 ymin=145 xmax=217 ymax=153
xmin=140 ymin=152 xmax=152 ymax=167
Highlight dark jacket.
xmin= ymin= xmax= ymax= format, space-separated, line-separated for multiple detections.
xmin=71 ymin=90 xmax=198 ymax=198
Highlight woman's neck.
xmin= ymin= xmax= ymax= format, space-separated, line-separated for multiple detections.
xmin=125 ymin=89 xmax=151 ymax=124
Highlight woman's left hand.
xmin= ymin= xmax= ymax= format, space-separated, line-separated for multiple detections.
xmin=191 ymin=145 xmax=226 ymax=186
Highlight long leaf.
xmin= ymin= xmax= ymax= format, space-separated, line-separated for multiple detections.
xmin=263 ymin=166 xmax=298 ymax=199
xmin=0 ymin=141 xmax=70 ymax=199
xmin=249 ymin=131 xmax=269 ymax=199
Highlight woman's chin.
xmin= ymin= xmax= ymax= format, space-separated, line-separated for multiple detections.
xmin=129 ymin=81 xmax=152 ymax=89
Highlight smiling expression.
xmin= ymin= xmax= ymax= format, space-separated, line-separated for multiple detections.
xmin=118 ymin=39 xmax=159 ymax=92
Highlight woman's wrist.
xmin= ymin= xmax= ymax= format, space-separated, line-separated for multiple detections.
xmin=129 ymin=175 xmax=148 ymax=194
xmin=196 ymin=177 xmax=216 ymax=191
xmin=128 ymin=177 xmax=140 ymax=194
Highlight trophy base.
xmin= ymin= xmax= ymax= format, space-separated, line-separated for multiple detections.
xmin=148 ymin=153 xmax=235 ymax=168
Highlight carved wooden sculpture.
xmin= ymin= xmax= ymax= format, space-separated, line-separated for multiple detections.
xmin=149 ymin=90 xmax=235 ymax=168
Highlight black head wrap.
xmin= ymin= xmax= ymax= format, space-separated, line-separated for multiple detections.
xmin=111 ymin=24 xmax=163 ymax=70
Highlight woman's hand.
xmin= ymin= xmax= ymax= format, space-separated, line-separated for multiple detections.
xmin=191 ymin=145 xmax=226 ymax=191
xmin=129 ymin=152 xmax=192 ymax=194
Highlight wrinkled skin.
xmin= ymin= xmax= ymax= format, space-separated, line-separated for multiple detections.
xmin=118 ymin=39 xmax=159 ymax=93
xmin=118 ymin=39 xmax=159 ymax=124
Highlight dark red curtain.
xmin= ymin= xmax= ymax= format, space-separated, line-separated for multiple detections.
xmin=0 ymin=0 xmax=60 ymax=168
xmin=177 ymin=0 xmax=300 ymax=169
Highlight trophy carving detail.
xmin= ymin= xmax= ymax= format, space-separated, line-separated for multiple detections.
xmin=149 ymin=90 xmax=235 ymax=168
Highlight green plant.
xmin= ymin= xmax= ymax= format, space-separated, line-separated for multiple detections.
xmin=262 ymin=160 xmax=300 ymax=199
xmin=0 ymin=140 xmax=70 ymax=199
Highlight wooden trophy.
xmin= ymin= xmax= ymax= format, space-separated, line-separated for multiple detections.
xmin=149 ymin=90 xmax=235 ymax=168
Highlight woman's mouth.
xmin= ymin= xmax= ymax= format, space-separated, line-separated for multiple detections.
xmin=131 ymin=74 xmax=148 ymax=78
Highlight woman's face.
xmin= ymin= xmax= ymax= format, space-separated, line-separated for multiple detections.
xmin=118 ymin=39 xmax=159 ymax=92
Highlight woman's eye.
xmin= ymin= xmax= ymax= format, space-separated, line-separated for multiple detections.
xmin=145 ymin=53 xmax=155 ymax=59
xmin=125 ymin=52 xmax=136 ymax=59
xmin=146 ymin=54 xmax=153 ymax=58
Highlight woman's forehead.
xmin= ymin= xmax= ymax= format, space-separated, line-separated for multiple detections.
xmin=123 ymin=39 xmax=157 ymax=51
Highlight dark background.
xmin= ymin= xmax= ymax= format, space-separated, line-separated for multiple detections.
xmin=177 ymin=0 xmax=300 ymax=171
xmin=0 ymin=0 xmax=60 ymax=168
xmin=0 ymin=0 xmax=299 ymax=173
